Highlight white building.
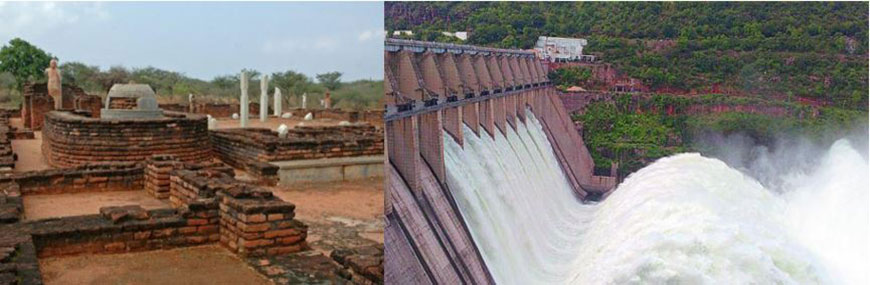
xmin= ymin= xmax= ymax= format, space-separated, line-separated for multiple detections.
xmin=534 ymin=36 xmax=595 ymax=62
xmin=441 ymin=31 xmax=468 ymax=41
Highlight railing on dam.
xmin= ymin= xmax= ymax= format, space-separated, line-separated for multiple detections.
xmin=384 ymin=39 xmax=617 ymax=284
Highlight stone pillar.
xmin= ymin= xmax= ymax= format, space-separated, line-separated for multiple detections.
xmin=240 ymin=71 xmax=249 ymax=127
xmin=324 ymin=91 xmax=331 ymax=109
xmin=301 ymin=93 xmax=307 ymax=109
xmin=188 ymin=93 xmax=195 ymax=113
xmin=260 ymin=75 xmax=269 ymax=122
xmin=273 ymin=87 xmax=282 ymax=116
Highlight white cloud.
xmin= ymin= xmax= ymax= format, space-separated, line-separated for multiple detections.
xmin=0 ymin=2 xmax=109 ymax=38
xmin=262 ymin=36 xmax=340 ymax=54
xmin=357 ymin=29 xmax=384 ymax=42
xmin=313 ymin=36 xmax=338 ymax=50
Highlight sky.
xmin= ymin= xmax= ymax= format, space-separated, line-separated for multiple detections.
xmin=0 ymin=2 xmax=384 ymax=81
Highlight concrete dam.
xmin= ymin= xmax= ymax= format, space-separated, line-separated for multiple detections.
xmin=384 ymin=39 xmax=868 ymax=284
xmin=383 ymin=39 xmax=616 ymax=283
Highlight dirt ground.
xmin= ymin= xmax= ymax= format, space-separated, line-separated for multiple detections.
xmin=10 ymin=130 xmax=49 ymax=172
xmin=39 ymin=245 xmax=270 ymax=285
xmin=23 ymin=191 xmax=170 ymax=221
xmin=270 ymin=178 xmax=384 ymax=221
xmin=269 ymin=177 xmax=385 ymax=252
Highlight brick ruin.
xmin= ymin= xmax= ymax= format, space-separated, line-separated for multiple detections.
xmin=0 ymin=156 xmax=330 ymax=284
xmin=210 ymin=125 xmax=384 ymax=180
xmin=0 ymin=118 xmax=385 ymax=284
xmin=0 ymin=81 xmax=386 ymax=284
xmin=0 ymin=115 xmax=15 ymax=171
xmin=21 ymin=83 xmax=102 ymax=130
xmin=19 ymin=82 xmax=384 ymax=134
xmin=42 ymin=111 xmax=212 ymax=168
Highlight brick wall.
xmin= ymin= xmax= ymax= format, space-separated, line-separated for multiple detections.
xmin=108 ymin=97 xmax=138 ymax=109
xmin=211 ymin=125 xmax=383 ymax=163
xmin=29 ymin=207 xmax=219 ymax=257
xmin=209 ymin=125 xmax=383 ymax=180
xmin=218 ymin=184 xmax=307 ymax=256
xmin=287 ymin=108 xmax=385 ymax=125
xmin=0 ymin=115 xmax=14 ymax=170
xmin=158 ymin=103 xmax=187 ymax=113
xmin=75 ymin=94 xmax=102 ymax=118
xmin=0 ymin=224 xmax=40 ymax=284
xmin=0 ymin=182 xmax=21 ymax=224
xmin=16 ymin=165 xmax=307 ymax=259
xmin=22 ymin=83 xmax=95 ymax=130
xmin=194 ymin=102 xmax=238 ymax=118
xmin=42 ymin=111 xmax=213 ymax=168
xmin=331 ymin=245 xmax=384 ymax=284
xmin=0 ymin=163 xmax=143 ymax=195
xmin=168 ymin=168 xmax=307 ymax=257
xmin=144 ymin=155 xmax=233 ymax=200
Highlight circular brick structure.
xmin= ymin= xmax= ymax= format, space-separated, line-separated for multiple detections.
xmin=42 ymin=111 xmax=212 ymax=168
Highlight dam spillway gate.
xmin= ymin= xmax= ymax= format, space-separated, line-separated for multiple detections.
xmin=384 ymin=39 xmax=616 ymax=284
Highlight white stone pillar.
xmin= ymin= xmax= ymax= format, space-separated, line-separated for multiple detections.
xmin=188 ymin=93 xmax=195 ymax=113
xmin=273 ymin=87 xmax=282 ymax=116
xmin=301 ymin=92 xmax=307 ymax=109
xmin=240 ymin=71 xmax=249 ymax=127
xmin=260 ymin=74 xmax=269 ymax=122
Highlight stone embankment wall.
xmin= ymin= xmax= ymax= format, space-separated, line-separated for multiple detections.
xmin=209 ymin=125 xmax=384 ymax=177
xmin=42 ymin=111 xmax=212 ymax=168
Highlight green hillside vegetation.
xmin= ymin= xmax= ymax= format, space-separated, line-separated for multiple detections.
xmin=385 ymin=2 xmax=869 ymax=109
xmin=0 ymin=38 xmax=383 ymax=110
xmin=578 ymin=94 xmax=868 ymax=177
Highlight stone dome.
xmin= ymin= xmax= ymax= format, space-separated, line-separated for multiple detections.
xmin=102 ymin=83 xmax=163 ymax=119
xmin=107 ymin=83 xmax=157 ymax=99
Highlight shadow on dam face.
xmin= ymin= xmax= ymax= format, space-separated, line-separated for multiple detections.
xmin=382 ymin=39 xmax=617 ymax=284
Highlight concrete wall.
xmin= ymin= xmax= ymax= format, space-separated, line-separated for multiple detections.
xmin=383 ymin=39 xmax=619 ymax=284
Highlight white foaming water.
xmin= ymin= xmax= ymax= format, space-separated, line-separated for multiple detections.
xmin=443 ymin=109 xmax=869 ymax=285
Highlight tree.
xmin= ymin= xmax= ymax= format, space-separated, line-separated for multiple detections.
xmin=240 ymin=69 xmax=261 ymax=80
xmin=0 ymin=38 xmax=53 ymax=91
xmin=272 ymin=70 xmax=315 ymax=96
xmin=316 ymin=71 xmax=343 ymax=91
xmin=130 ymin=67 xmax=183 ymax=94
xmin=97 ymin=66 xmax=130 ymax=92
xmin=60 ymin=62 xmax=98 ymax=84
xmin=211 ymin=75 xmax=238 ymax=90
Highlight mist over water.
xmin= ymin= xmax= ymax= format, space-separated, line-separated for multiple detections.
xmin=443 ymin=109 xmax=869 ymax=284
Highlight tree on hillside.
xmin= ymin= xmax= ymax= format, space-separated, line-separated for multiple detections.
xmin=97 ymin=66 xmax=130 ymax=92
xmin=316 ymin=71 xmax=343 ymax=91
xmin=272 ymin=70 xmax=316 ymax=96
xmin=60 ymin=62 xmax=101 ymax=91
xmin=130 ymin=67 xmax=184 ymax=94
xmin=0 ymin=38 xmax=53 ymax=91
xmin=240 ymin=69 xmax=261 ymax=80
xmin=211 ymin=75 xmax=238 ymax=91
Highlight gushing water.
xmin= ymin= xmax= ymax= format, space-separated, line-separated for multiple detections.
xmin=443 ymin=110 xmax=869 ymax=284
